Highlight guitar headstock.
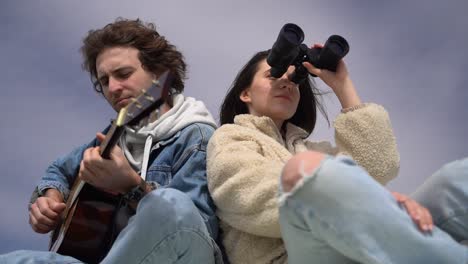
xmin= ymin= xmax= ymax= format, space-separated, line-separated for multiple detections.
xmin=115 ymin=70 xmax=173 ymax=127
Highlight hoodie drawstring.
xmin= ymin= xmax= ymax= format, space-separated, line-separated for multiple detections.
xmin=140 ymin=135 xmax=153 ymax=180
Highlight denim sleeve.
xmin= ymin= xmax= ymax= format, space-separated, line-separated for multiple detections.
xmin=169 ymin=124 xmax=218 ymax=240
xmin=30 ymin=125 xmax=111 ymax=207
xmin=32 ymin=140 xmax=96 ymax=203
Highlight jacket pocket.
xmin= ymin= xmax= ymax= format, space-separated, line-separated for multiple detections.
xmin=146 ymin=165 xmax=172 ymax=187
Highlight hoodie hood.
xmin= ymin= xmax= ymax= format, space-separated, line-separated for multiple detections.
xmin=120 ymin=94 xmax=217 ymax=175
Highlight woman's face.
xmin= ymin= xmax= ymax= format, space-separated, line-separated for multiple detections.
xmin=240 ymin=59 xmax=300 ymax=128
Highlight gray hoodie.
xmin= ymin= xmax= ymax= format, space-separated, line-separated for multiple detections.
xmin=120 ymin=94 xmax=217 ymax=179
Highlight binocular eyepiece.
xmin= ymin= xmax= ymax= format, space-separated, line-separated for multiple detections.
xmin=267 ymin=23 xmax=350 ymax=83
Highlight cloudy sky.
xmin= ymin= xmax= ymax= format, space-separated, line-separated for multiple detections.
xmin=1 ymin=0 xmax=467 ymax=254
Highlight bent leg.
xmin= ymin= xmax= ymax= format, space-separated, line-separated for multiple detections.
xmin=102 ymin=188 xmax=218 ymax=264
xmin=280 ymin=151 xmax=356 ymax=263
xmin=279 ymin=154 xmax=467 ymax=264
xmin=412 ymin=157 xmax=468 ymax=242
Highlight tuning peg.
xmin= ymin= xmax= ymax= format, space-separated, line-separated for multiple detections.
xmin=131 ymin=98 xmax=143 ymax=109
xmin=144 ymin=93 xmax=155 ymax=102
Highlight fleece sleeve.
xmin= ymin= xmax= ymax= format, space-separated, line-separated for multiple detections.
xmin=333 ymin=103 xmax=400 ymax=185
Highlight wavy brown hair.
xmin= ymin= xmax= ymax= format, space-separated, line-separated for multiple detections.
xmin=81 ymin=18 xmax=186 ymax=94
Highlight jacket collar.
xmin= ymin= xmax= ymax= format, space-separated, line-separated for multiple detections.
xmin=233 ymin=114 xmax=309 ymax=147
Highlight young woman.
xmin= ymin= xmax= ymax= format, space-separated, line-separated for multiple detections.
xmin=207 ymin=49 xmax=467 ymax=263
xmin=207 ymin=48 xmax=397 ymax=263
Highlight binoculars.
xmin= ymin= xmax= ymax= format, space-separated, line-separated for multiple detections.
xmin=267 ymin=23 xmax=349 ymax=84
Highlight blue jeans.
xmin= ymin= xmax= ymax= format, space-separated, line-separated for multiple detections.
xmin=1 ymin=189 xmax=222 ymax=264
xmin=279 ymin=155 xmax=468 ymax=264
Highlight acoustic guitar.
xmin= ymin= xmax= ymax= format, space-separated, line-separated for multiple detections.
xmin=49 ymin=71 xmax=173 ymax=263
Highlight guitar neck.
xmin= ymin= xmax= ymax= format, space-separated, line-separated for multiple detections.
xmin=99 ymin=122 xmax=125 ymax=159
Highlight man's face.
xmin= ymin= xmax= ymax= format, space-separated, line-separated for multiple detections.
xmin=96 ymin=46 xmax=156 ymax=112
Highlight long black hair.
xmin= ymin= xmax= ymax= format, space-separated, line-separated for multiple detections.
xmin=219 ymin=50 xmax=328 ymax=134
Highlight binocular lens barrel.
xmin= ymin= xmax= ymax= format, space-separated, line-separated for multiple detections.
xmin=267 ymin=23 xmax=350 ymax=81
xmin=315 ymin=35 xmax=349 ymax=72
xmin=281 ymin=23 xmax=305 ymax=45
xmin=267 ymin=23 xmax=304 ymax=78
xmin=324 ymin=35 xmax=349 ymax=58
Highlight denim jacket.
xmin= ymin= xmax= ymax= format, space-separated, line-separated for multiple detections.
xmin=31 ymin=122 xmax=218 ymax=239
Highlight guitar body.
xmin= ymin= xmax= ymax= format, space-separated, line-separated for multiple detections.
xmin=50 ymin=184 xmax=134 ymax=263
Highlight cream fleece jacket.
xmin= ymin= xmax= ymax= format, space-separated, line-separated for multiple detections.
xmin=207 ymin=103 xmax=400 ymax=264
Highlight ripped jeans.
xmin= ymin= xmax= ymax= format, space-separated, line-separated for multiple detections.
xmin=279 ymin=155 xmax=468 ymax=264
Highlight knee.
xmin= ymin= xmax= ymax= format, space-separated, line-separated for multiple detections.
xmin=439 ymin=158 xmax=468 ymax=179
xmin=428 ymin=158 xmax=468 ymax=192
xmin=138 ymin=188 xmax=206 ymax=230
xmin=281 ymin=151 xmax=325 ymax=192
xmin=413 ymin=158 xmax=468 ymax=210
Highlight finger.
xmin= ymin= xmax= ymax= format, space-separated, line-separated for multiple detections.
xmin=108 ymin=144 xmax=125 ymax=161
xmin=82 ymin=147 xmax=92 ymax=162
xmin=335 ymin=59 xmax=346 ymax=71
xmin=78 ymin=162 xmax=90 ymax=182
xmin=404 ymin=200 xmax=431 ymax=232
xmin=36 ymin=199 xmax=60 ymax=220
xmin=29 ymin=212 xmax=54 ymax=233
xmin=88 ymin=147 xmax=108 ymax=171
xmin=87 ymin=149 xmax=108 ymax=176
xmin=96 ymin=132 xmax=106 ymax=143
xmin=83 ymin=146 xmax=104 ymax=164
xmin=78 ymin=161 xmax=86 ymax=180
xmin=414 ymin=208 xmax=426 ymax=232
xmin=81 ymin=149 xmax=92 ymax=172
xmin=51 ymin=202 xmax=66 ymax=214
xmin=425 ymin=208 xmax=434 ymax=229
xmin=302 ymin=61 xmax=321 ymax=76
xmin=79 ymin=166 xmax=94 ymax=184
xmin=391 ymin=192 xmax=407 ymax=202
xmin=403 ymin=199 xmax=421 ymax=222
xmin=82 ymin=147 xmax=101 ymax=168
xmin=89 ymin=146 xmax=103 ymax=161
xmin=33 ymin=222 xmax=53 ymax=233
xmin=312 ymin=43 xmax=323 ymax=49
xmin=31 ymin=203 xmax=57 ymax=226
xmin=417 ymin=208 xmax=430 ymax=232
xmin=80 ymin=154 xmax=103 ymax=184
xmin=397 ymin=196 xmax=407 ymax=202
xmin=35 ymin=220 xmax=54 ymax=233
xmin=29 ymin=214 xmax=45 ymax=233
xmin=420 ymin=208 xmax=434 ymax=232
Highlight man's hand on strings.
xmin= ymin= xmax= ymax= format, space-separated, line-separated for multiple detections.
xmin=78 ymin=133 xmax=141 ymax=194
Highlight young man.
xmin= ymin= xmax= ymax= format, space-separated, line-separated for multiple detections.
xmin=1 ymin=18 xmax=222 ymax=263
